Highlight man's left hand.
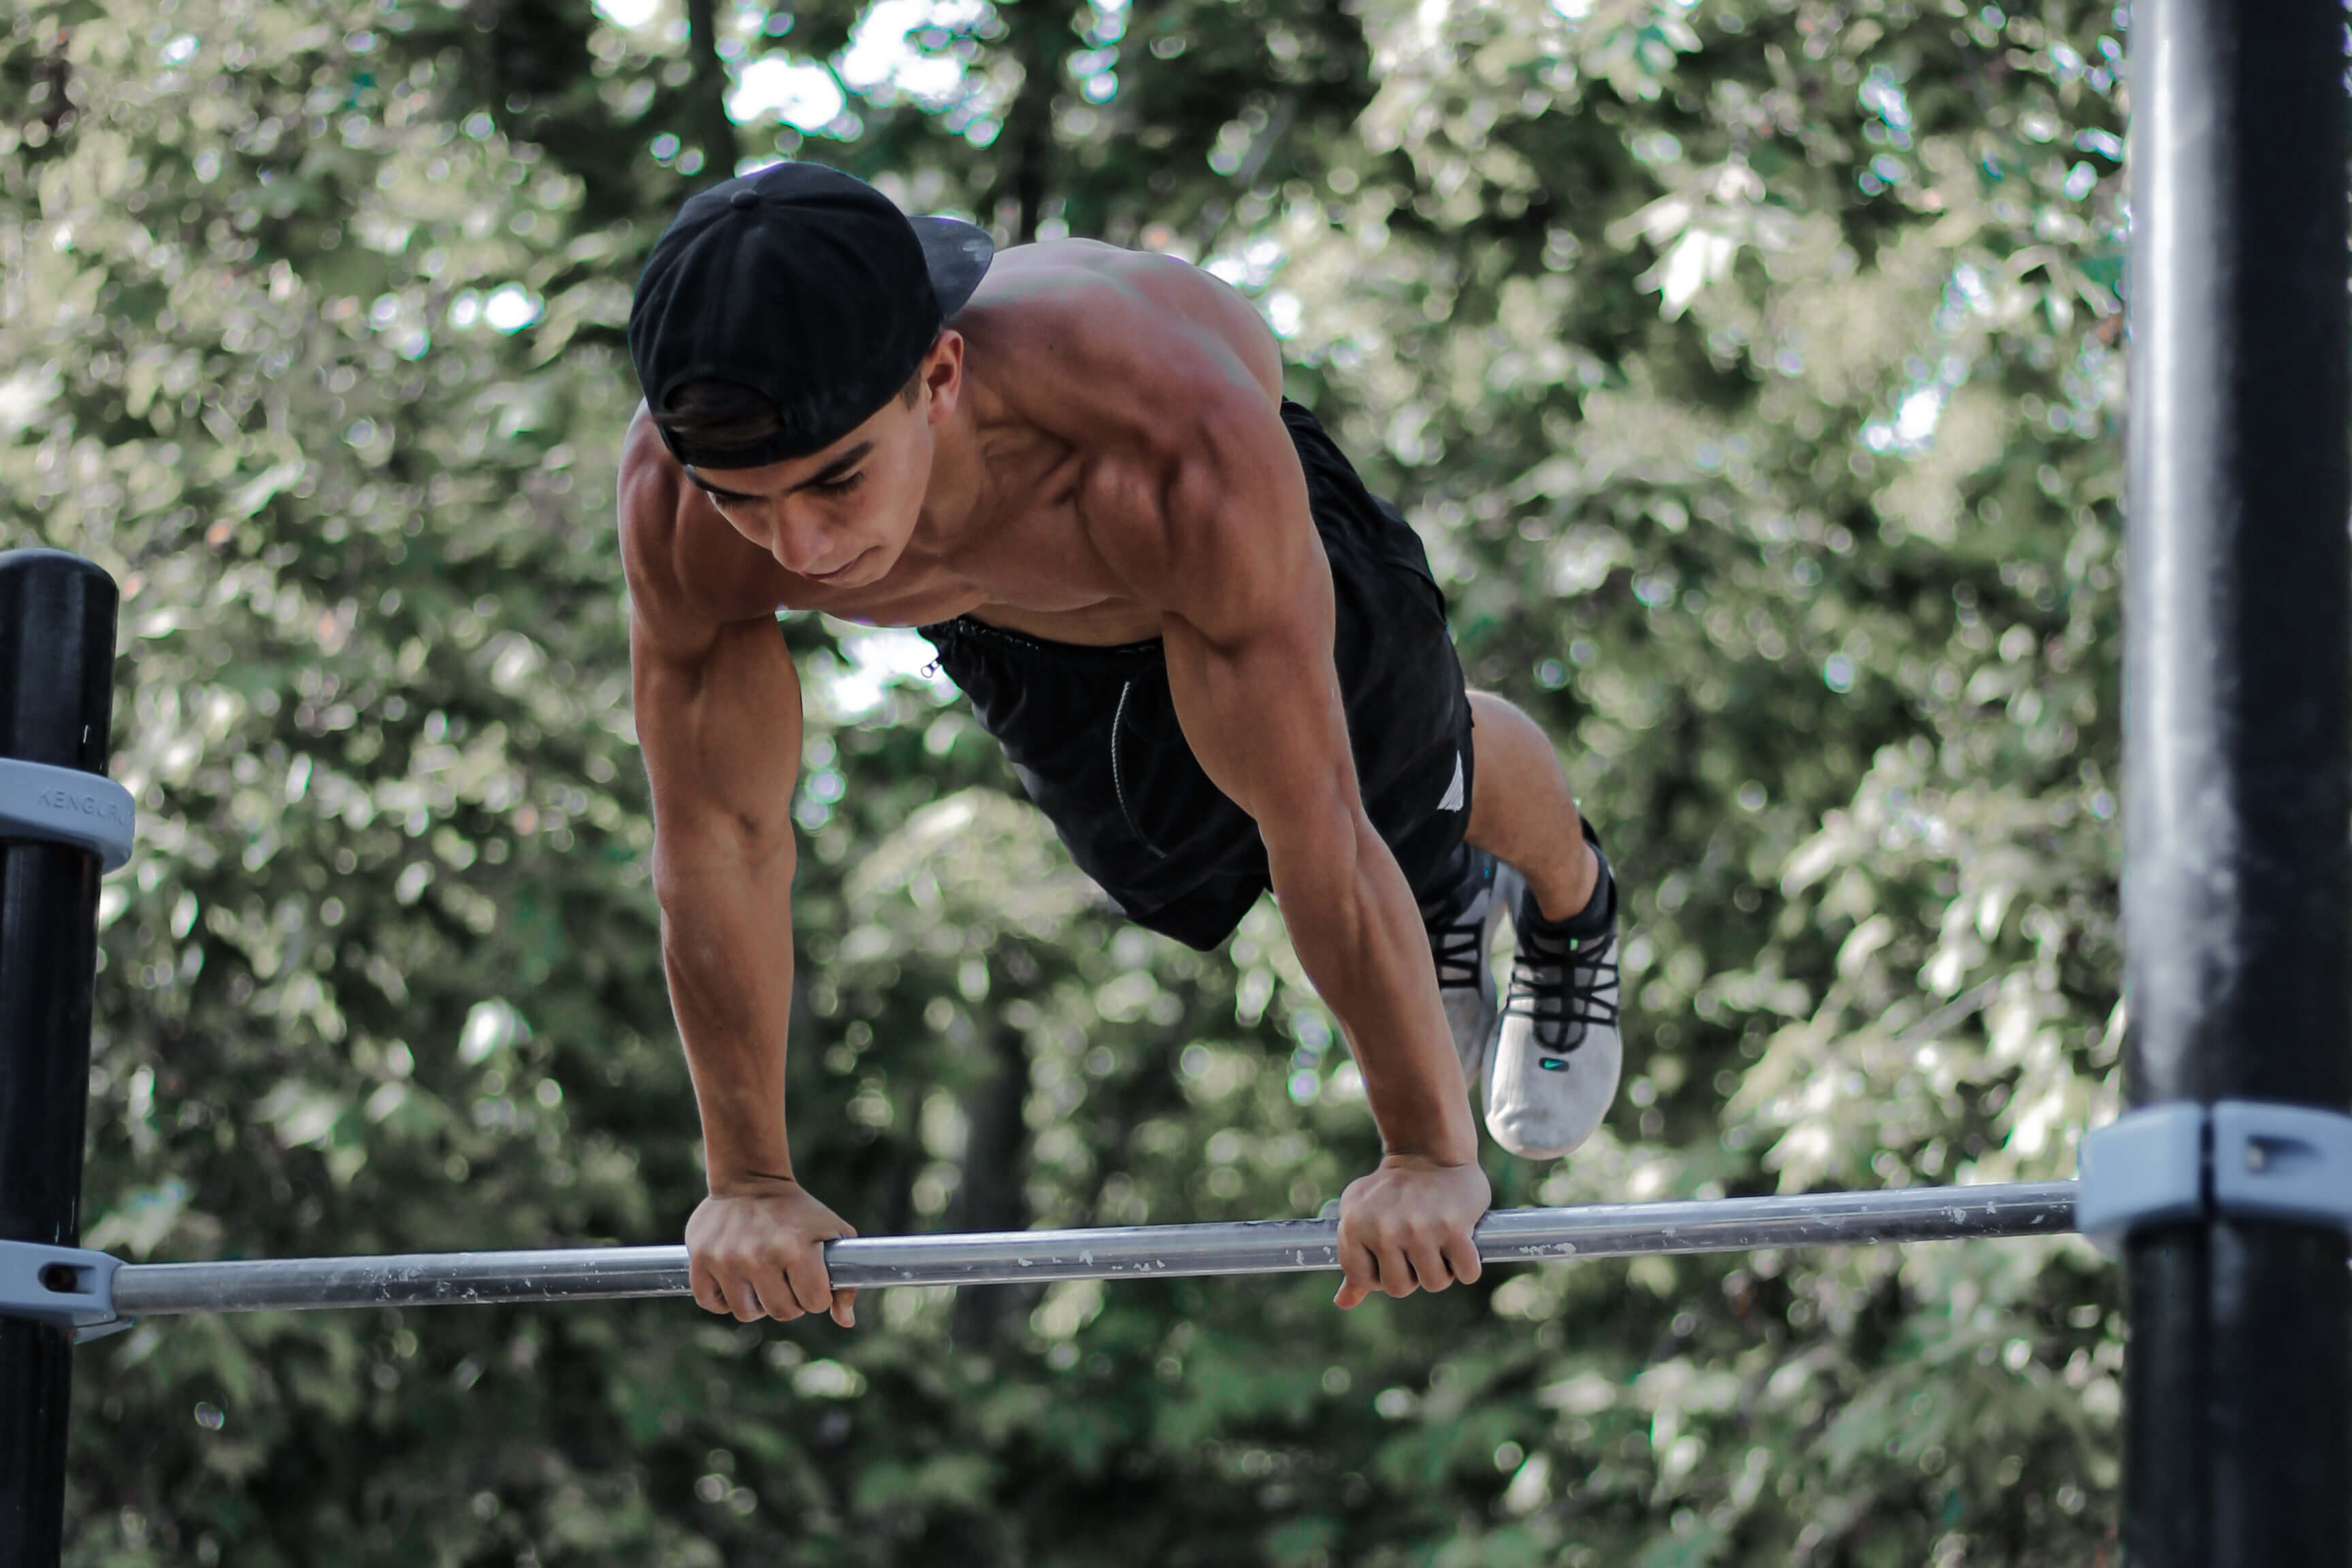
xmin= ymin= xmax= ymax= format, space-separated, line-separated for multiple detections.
xmin=1333 ymin=1154 xmax=1491 ymax=1308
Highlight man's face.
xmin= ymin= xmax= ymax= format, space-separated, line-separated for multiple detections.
xmin=683 ymin=335 xmax=961 ymax=589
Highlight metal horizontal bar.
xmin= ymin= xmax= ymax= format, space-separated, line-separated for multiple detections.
xmin=108 ymin=1182 xmax=2078 ymax=1319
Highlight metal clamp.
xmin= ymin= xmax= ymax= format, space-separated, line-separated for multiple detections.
xmin=0 ymin=1239 xmax=130 ymax=1342
xmin=0 ymin=756 xmax=136 ymax=872
xmin=2076 ymin=1098 xmax=2352 ymax=1255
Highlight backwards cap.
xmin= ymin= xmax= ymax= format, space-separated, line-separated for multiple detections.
xmin=627 ymin=161 xmax=994 ymax=468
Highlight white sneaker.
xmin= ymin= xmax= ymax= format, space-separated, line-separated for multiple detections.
xmin=1485 ymin=833 xmax=1621 ymax=1160
xmin=1420 ymin=845 xmax=1520 ymax=1091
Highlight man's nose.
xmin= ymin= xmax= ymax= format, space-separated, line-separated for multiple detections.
xmin=770 ymin=517 xmax=832 ymax=575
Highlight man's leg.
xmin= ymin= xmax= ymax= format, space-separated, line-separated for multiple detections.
xmin=1463 ymin=691 xmax=1598 ymax=921
xmin=1459 ymin=690 xmax=1622 ymax=1160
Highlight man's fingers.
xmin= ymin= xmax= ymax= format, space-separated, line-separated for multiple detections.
xmin=1334 ymin=1235 xmax=1381 ymax=1309
xmin=685 ymin=1190 xmax=864 ymax=1324
xmin=781 ymin=1243 xmax=837 ymax=1322
xmin=713 ymin=1271 xmax=763 ymax=1321
xmin=1327 ymin=1158 xmax=1494 ymax=1311
xmin=728 ymin=1257 xmax=786 ymax=1320
xmin=750 ymin=1256 xmax=806 ymax=1322
xmin=828 ymin=1224 xmax=857 ymax=1324
xmin=691 ymin=1262 xmax=768 ymax=1321
xmin=1405 ymin=1234 xmax=1455 ymax=1294
xmin=1441 ymin=1228 xmax=1483 ymax=1287
xmin=706 ymin=1247 xmax=800 ymax=1322
xmin=1377 ymin=1241 xmax=1418 ymax=1298
xmin=690 ymin=1262 xmax=730 ymax=1318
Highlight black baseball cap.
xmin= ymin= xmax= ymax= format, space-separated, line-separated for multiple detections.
xmin=627 ymin=161 xmax=995 ymax=469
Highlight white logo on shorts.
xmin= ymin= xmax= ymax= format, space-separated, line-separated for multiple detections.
xmin=1438 ymin=751 xmax=1465 ymax=813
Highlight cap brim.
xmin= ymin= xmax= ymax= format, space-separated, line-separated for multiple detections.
xmin=912 ymin=215 xmax=994 ymax=320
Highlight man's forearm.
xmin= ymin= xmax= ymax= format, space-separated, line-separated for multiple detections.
xmin=655 ymin=852 xmax=801 ymax=1188
xmin=1264 ymin=811 xmax=1480 ymax=1165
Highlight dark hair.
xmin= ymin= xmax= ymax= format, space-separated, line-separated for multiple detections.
xmin=649 ymin=379 xmax=789 ymax=453
xmin=652 ymin=360 xmax=929 ymax=459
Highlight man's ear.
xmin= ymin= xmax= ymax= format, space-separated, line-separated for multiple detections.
xmin=922 ymin=330 xmax=965 ymax=425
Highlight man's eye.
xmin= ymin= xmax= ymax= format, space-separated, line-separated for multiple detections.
xmin=815 ymin=472 xmax=864 ymax=495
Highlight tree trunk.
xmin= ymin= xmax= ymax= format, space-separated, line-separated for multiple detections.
xmin=989 ymin=0 xmax=1080 ymax=242
xmin=948 ymin=1022 xmax=1032 ymax=1348
xmin=681 ymin=0 xmax=741 ymax=183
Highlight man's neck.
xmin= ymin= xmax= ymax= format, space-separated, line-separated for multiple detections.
xmin=912 ymin=372 xmax=1010 ymax=566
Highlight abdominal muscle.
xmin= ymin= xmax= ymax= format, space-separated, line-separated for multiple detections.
xmin=817 ymin=591 xmax=1163 ymax=647
xmin=960 ymin=600 xmax=1164 ymax=645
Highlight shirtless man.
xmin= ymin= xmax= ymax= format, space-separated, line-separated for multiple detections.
xmin=618 ymin=163 xmax=1623 ymax=1328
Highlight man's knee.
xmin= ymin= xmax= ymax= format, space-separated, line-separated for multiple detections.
xmin=1466 ymin=690 xmax=1546 ymax=747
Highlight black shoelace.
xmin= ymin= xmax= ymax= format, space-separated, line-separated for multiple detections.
xmin=1424 ymin=855 xmax=1497 ymax=991
xmin=1504 ymin=919 xmax=1621 ymax=1056
xmin=1428 ymin=913 xmax=1490 ymax=990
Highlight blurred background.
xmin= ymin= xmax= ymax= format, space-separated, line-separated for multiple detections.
xmin=2 ymin=0 xmax=2126 ymax=1559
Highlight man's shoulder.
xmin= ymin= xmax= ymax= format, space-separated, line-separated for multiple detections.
xmin=615 ymin=402 xmax=678 ymax=519
xmin=960 ymin=246 xmax=1292 ymax=538
xmin=975 ymin=237 xmax=1196 ymax=301
xmin=615 ymin=406 xmax=691 ymax=593
xmin=614 ymin=408 xmax=789 ymax=638
xmin=970 ymin=242 xmax=1282 ymax=413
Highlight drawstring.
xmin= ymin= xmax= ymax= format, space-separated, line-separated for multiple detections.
xmin=1110 ymin=680 xmax=1166 ymax=858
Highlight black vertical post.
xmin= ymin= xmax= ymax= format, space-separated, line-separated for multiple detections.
xmin=2122 ymin=0 xmax=2352 ymax=1562
xmin=0 ymin=551 xmax=120 ymax=1568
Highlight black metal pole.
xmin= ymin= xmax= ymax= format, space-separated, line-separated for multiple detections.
xmin=0 ymin=551 xmax=120 ymax=1568
xmin=2122 ymin=0 xmax=2352 ymax=1561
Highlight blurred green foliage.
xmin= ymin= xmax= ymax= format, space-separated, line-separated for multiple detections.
xmin=2 ymin=0 xmax=2125 ymax=1558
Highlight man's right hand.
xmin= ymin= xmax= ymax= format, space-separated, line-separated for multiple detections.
xmin=685 ymin=1177 xmax=858 ymax=1328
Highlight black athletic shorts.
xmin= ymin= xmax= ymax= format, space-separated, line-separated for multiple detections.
xmin=916 ymin=400 xmax=1474 ymax=951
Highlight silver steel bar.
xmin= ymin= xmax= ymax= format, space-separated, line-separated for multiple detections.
xmin=109 ymin=1182 xmax=2077 ymax=1318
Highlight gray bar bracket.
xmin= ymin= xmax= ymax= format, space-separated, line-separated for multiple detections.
xmin=0 ymin=756 xmax=135 ymax=872
xmin=0 ymin=1239 xmax=129 ymax=1342
xmin=2077 ymin=1100 xmax=2352 ymax=1255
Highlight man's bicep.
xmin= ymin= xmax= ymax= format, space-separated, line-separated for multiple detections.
xmin=1162 ymin=591 xmax=1364 ymax=840
xmin=632 ymin=613 xmax=806 ymax=866
xmin=1144 ymin=391 xmax=1367 ymax=830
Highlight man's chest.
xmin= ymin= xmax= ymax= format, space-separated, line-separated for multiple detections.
xmin=900 ymin=514 xmax=1163 ymax=642
xmin=740 ymin=496 xmax=1154 ymax=644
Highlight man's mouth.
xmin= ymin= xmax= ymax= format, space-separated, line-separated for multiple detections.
xmin=808 ymin=551 xmax=867 ymax=583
